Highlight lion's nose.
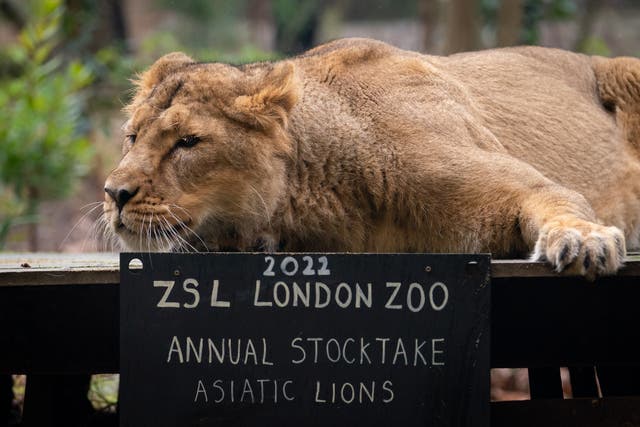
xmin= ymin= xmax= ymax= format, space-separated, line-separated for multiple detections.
xmin=104 ymin=186 xmax=139 ymax=212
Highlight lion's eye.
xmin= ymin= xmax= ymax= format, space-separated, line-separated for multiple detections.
xmin=176 ymin=135 xmax=200 ymax=148
xmin=126 ymin=134 xmax=137 ymax=144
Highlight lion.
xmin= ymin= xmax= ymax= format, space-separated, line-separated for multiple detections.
xmin=103 ymin=38 xmax=640 ymax=279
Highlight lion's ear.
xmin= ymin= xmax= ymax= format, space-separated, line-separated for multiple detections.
xmin=230 ymin=61 xmax=300 ymax=131
xmin=138 ymin=52 xmax=194 ymax=90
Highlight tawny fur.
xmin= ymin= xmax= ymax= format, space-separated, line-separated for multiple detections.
xmin=104 ymin=38 xmax=640 ymax=279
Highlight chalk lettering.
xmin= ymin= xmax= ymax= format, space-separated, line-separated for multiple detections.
xmin=407 ymin=282 xmax=425 ymax=312
xmin=429 ymin=282 xmax=449 ymax=311
xmin=210 ymin=280 xmax=230 ymax=308
xmin=315 ymin=282 xmax=330 ymax=308
xmin=360 ymin=338 xmax=371 ymax=364
xmin=355 ymin=283 xmax=372 ymax=308
xmin=414 ymin=339 xmax=427 ymax=366
xmin=283 ymin=380 xmax=295 ymax=401
xmin=326 ymin=338 xmax=341 ymax=362
xmin=343 ymin=338 xmax=355 ymax=364
xmin=168 ymin=337 xmax=273 ymax=365
xmin=194 ymin=380 xmax=208 ymax=402
xmin=167 ymin=336 xmax=183 ymax=363
xmin=255 ymin=281 xmax=372 ymax=309
xmin=263 ymin=256 xmax=276 ymax=276
xmin=240 ymin=379 xmax=255 ymax=403
xmin=317 ymin=256 xmax=331 ymax=275
xmin=254 ymin=280 xmax=272 ymax=307
xmin=244 ymin=339 xmax=258 ymax=365
xmin=432 ymin=338 xmax=445 ymax=365
xmin=281 ymin=256 xmax=299 ymax=276
xmin=291 ymin=337 xmax=305 ymax=364
xmin=302 ymin=256 xmax=315 ymax=275
xmin=213 ymin=380 xmax=224 ymax=403
xmin=292 ymin=282 xmax=310 ymax=307
xmin=335 ymin=283 xmax=352 ymax=308
xmin=183 ymin=279 xmax=200 ymax=308
xmin=274 ymin=281 xmax=290 ymax=307
xmin=376 ymin=338 xmax=390 ymax=364
xmin=392 ymin=338 xmax=408 ymax=365
xmin=154 ymin=280 xmax=179 ymax=308
xmin=263 ymin=255 xmax=331 ymax=276
xmin=385 ymin=282 xmax=402 ymax=309
xmin=207 ymin=379 xmax=294 ymax=404
xmin=288 ymin=337 xmax=440 ymax=366
xmin=186 ymin=337 xmax=203 ymax=363
xmin=382 ymin=380 xmax=394 ymax=403
xmin=314 ymin=381 xmax=393 ymax=404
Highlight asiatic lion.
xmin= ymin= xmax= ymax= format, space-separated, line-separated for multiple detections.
xmin=104 ymin=38 xmax=640 ymax=279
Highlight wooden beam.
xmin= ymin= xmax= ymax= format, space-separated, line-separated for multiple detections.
xmin=491 ymin=397 xmax=640 ymax=427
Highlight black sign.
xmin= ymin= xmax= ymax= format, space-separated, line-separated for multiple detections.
xmin=120 ymin=253 xmax=490 ymax=427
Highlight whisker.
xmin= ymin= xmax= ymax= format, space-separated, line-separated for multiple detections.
xmin=166 ymin=207 xmax=209 ymax=251
xmin=167 ymin=204 xmax=193 ymax=221
xmin=148 ymin=213 xmax=153 ymax=253
xmin=248 ymin=184 xmax=272 ymax=228
xmin=159 ymin=217 xmax=177 ymax=252
xmin=87 ymin=211 xmax=108 ymax=252
xmin=139 ymin=214 xmax=146 ymax=252
xmin=60 ymin=202 xmax=105 ymax=250
xmin=162 ymin=215 xmax=198 ymax=252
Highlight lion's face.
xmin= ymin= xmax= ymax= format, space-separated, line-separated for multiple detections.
xmin=103 ymin=53 xmax=299 ymax=251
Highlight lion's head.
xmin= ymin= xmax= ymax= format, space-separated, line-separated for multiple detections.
xmin=103 ymin=53 xmax=300 ymax=251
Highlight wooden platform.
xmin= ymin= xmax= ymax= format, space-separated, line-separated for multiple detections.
xmin=1 ymin=253 xmax=639 ymax=427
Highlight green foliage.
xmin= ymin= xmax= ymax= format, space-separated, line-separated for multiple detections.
xmin=156 ymin=0 xmax=245 ymax=23
xmin=154 ymin=0 xmax=250 ymax=51
xmin=522 ymin=0 xmax=577 ymax=44
xmin=578 ymin=36 xmax=611 ymax=56
xmin=139 ymin=31 xmax=279 ymax=66
xmin=0 ymin=0 xmax=94 ymax=249
xmin=481 ymin=0 xmax=578 ymax=45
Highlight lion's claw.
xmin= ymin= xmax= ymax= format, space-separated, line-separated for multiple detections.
xmin=531 ymin=219 xmax=625 ymax=280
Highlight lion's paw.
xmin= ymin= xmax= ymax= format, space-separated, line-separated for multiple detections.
xmin=531 ymin=219 xmax=626 ymax=279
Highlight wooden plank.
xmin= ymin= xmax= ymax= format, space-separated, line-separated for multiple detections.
xmin=598 ymin=366 xmax=640 ymax=396
xmin=569 ymin=366 xmax=599 ymax=398
xmin=22 ymin=374 xmax=93 ymax=427
xmin=0 ymin=283 xmax=119 ymax=374
xmin=1 ymin=253 xmax=639 ymax=374
xmin=0 ymin=375 xmax=12 ymax=425
xmin=491 ymin=275 xmax=640 ymax=367
xmin=491 ymin=397 xmax=640 ymax=427
xmin=0 ymin=253 xmax=118 ymax=287
xmin=491 ymin=257 xmax=640 ymax=278
xmin=528 ymin=367 xmax=563 ymax=399
xmin=0 ymin=252 xmax=118 ymax=270
xmin=2 ymin=253 xmax=640 ymax=283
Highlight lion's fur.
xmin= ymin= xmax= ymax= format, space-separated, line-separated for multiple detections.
xmin=104 ymin=38 xmax=640 ymax=278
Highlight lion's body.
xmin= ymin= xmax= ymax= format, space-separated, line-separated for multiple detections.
xmin=104 ymin=38 xmax=640 ymax=278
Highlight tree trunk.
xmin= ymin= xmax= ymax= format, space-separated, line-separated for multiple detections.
xmin=247 ymin=0 xmax=274 ymax=52
xmin=497 ymin=0 xmax=523 ymax=47
xmin=27 ymin=188 xmax=38 ymax=252
xmin=0 ymin=0 xmax=25 ymax=29
xmin=273 ymin=0 xmax=321 ymax=55
xmin=419 ymin=0 xmax=440 ymax=53
xmin=444 ymin=0 xmax=481 ymax=54
xmin=65 ymin=0 xmax=129 ymax=53
xmin=574 ymin=0 xmax=601 ymax=51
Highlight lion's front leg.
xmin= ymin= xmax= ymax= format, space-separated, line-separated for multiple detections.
xmin=499 ymin=163 xmax=626 ymax=279
xmin=416 ymin=149 xmax=626 ymax=279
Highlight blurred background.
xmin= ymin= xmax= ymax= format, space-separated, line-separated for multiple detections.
xmin=0 ymin=0 xmax=639 ymax=254
xmin=1 ymin=0 xmax=638 ymax=414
